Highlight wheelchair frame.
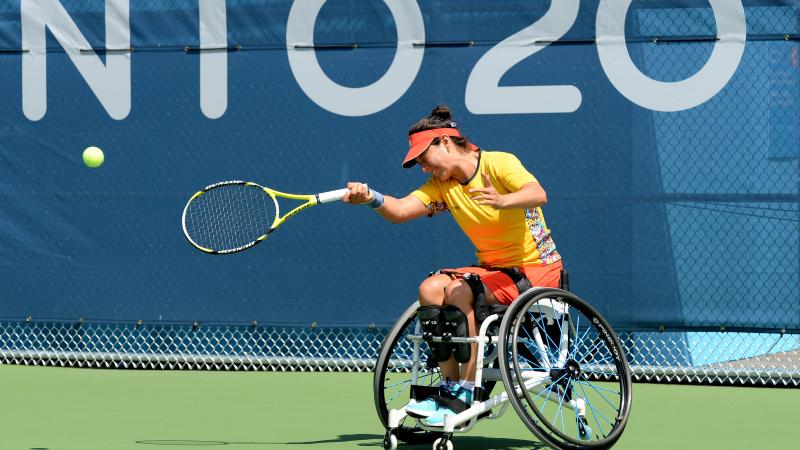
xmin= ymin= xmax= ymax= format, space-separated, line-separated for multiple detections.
xmin=375 ymin=287 xmax=633 ymax=450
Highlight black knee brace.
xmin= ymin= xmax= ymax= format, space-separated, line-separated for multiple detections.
xmin=441 ymin=305 xmax=471 ymax=363
xmin=462 ymin=273 xmax=488 ymax=322
xmin=416 ymin=306 xmax=451 ymax=362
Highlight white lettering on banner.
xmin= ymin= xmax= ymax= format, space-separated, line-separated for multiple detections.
xmin=21 ymin=0 xmax=131 ymax=121
xmin=596 ymin=0 xmax=746 ymax=112
xmin=200 ymin=0 xmax=228 ymax=119
xmin=286 ymin=0 xmax=425 ymax=117
xmin=465 ymin=0 xmax=582 ymax=114
xmin=14 ymin=0 xmax=749 ymax=120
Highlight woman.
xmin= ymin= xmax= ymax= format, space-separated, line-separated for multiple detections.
xmin=344 ymin=105 xmax=562 ymax=427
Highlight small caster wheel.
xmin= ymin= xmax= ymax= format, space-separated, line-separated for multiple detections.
xmin=433 ymin=436 xmax=453 ymax=450
xmin=383 ymin=431 xmax=398 ymax=450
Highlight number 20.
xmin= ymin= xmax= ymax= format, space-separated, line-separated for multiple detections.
xmin=287 ymin=0 xmax=746 ymax=116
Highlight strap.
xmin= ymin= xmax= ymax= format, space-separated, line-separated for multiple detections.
xmin=497 ymin=267 xmax=532 ymax=295
xmin=410 ymin=384 xmax=440 ymax=401
xmin=428 ymin=267 xmax=537 ymax=321
xmin=461 ymin=273 xmax=489 ymax=322
xmin=436 ymin=384 xmax=470 ymax=414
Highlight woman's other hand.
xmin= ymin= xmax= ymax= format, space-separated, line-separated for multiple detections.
xmin=469 ymin=173 xmax=507 ymax=209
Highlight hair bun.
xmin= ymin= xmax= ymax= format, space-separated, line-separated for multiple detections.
xmin=430 ymin=104 xmax=452 ymax=122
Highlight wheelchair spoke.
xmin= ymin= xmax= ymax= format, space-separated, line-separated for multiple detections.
xmin=575 ymin=337 xmax=605 ymax=364
xmin=530 ymin=301 xmax=563 ymax=353
xmin=526 ymin=306 xmax=556 ymax=353
xmin=575 ymin=379 xmax=621 ymax=396
xmin=575 ymin=378 xmax=622 ymax=413
xmin=533 ymin=371 xmax=569 ymax=416
xmin=578 ymin=382 xmax=619 ymax=426
xmin=569 ymin=313 xmax=582 ymax=360
xmin=565 ymin=378 xmax=582 ymax=434
xmin=515 ymin=338 xmax=554 ymax=371
xmin=575 ymin=383 xmax=607 ymax=439
xmin=516 ymin=332 xmax=551 ymax=370
xmin=522 ymin=316 xmax=546 ymax=364
xmin=575 ymin=382 xmax=621 ymax=439
xmin=571 ymin=323 xmax=596 ymax=361
xmin=384 ymin=378 xmax=411 ymax=390
xmin=387 ymin=386 xmax=409 ymax=403
xmin=553 ymin=376 xmax=569 ymax=435
xmin=537 ymin=379 xmax=560 ymax=417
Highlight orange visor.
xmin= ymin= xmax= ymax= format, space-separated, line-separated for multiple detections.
xmin=403 ymin=128 xmax=478 ymax=168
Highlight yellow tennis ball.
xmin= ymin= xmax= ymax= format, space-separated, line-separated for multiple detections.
xmin=83 ymin=146 xmax=104 ymax=168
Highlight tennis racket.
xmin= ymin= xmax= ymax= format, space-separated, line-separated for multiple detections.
xmin=181 ymin=180 xmax=348 ymax=254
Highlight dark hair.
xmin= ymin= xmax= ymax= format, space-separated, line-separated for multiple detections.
xmin=408 ymin=104 xmax=471 ymax=150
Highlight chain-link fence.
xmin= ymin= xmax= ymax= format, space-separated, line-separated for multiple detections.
xmin=1 ymin=320 xmax=797 ymax=387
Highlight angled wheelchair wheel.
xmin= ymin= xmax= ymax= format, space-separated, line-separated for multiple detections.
xmin=498 ymin=288 xmax=633 ymax=450
xmin=374 ymin=301 xmax=502 ymax=445
xmin=374 ymin=302 xmax=443 ymax=445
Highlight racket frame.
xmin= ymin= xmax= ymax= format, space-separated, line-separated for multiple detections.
xmin=181 ymin=180 xmax=346 ymax=254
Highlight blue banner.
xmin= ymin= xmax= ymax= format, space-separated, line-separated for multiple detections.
xmin=0 ymin=0 xmax=798 ymax=330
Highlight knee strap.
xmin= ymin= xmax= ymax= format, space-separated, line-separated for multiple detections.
xmin=441 ymin=305 xmax=471 ymax=363
xmin=462 ymin=273 xmax=489 ymax=322
xmin=416 ymin=306 xmax=451 ymax=362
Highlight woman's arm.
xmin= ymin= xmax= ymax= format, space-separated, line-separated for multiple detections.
xmin=343 ymin=181 xmax=430 ymax=223
xmin=470 ymin=174 xmax=547 ymax=209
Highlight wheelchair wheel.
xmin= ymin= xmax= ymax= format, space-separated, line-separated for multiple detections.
xmin=374 ymin=301 xmax=501 ymax=445
xmin=374 ymin=302 xmax=443 ymax=445
xmin=498 ymin=288 xmax=633 ymax=450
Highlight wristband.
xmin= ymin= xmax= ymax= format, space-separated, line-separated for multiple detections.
xmin=367 ymin=189 xmax=385 ymax=209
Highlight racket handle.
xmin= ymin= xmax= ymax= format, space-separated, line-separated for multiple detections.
xmin=317 ymin=188 xmax=349 ymax=204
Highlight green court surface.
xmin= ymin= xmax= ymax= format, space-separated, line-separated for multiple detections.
xmin=1 ymin=364 xmax=795 ymax=450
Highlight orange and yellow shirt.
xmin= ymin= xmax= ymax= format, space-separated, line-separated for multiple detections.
xmin=410 ymin=150 xmax=560 ymax=268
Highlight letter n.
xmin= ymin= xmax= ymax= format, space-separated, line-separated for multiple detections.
xmin=22 ymin=0 xmax=130 ymax=121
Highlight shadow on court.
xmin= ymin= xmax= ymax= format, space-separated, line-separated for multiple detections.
xmin=136 ymin=434 xmax=545 ymax=449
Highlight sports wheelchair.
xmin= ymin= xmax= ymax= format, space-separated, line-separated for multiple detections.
xmin=374 ymin=271 xmax=633 ymax=450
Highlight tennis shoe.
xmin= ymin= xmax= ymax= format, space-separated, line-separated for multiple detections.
xmin=421 ymin=384 xmax=473 ymax=427
xmin=404 ymin=397 xmax=439 ymax=418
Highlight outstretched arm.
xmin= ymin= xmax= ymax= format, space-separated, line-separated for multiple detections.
xmin=343 ymin=181 xmax=430 ymax=224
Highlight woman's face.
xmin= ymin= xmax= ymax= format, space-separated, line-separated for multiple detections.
xmin=416 ymin=141 xmax=451 ymax=181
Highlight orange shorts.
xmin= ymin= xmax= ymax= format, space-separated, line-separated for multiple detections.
xmin=438 ymin=260 xmax=563 ymax=305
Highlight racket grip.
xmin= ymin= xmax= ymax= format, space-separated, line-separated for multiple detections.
xmin=317 ymin=188 xmax=349 ymax=204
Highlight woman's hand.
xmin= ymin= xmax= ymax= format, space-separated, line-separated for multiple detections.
xmin=343 ymin=181 xmax=373 ymax=205
xmin=472 ymin=177 xmax=547 ymax=210
xmin=469 ymin=173 xmax=507 ymax=209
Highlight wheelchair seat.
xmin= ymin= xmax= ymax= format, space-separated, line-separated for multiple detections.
xmin=474 ymin=269 xmax=569 ymax=324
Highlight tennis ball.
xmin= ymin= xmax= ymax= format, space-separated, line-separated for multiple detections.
xmin=82 ymin=146 xmax=104 ymax=168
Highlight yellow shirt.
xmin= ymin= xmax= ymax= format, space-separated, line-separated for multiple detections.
xmin=410 ymin=150 xmax=560 ymax=267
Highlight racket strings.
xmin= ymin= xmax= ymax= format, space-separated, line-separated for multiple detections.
xmin=184 ymin=184 xmax=276 ymax=251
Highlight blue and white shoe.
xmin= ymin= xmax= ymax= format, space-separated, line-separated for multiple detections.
xmin=421 ymin=384 xmax=473 ymax=427
xmin=405 ymin=397 xmax=439 ymax=418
